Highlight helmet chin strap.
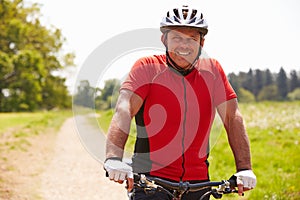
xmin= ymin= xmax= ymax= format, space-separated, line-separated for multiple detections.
xmin=164 ymin=32 xmax=203 ymax=76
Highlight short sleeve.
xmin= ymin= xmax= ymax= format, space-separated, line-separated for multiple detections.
xmin=120 ymin=57 xmax=152 ymax=100
xmin=213 ymin=60 xmax=237 ymax=106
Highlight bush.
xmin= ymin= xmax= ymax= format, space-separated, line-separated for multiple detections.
xmin=288 ymin=88 xmax=300 ymax=101
xmin=257 ymin=85 xmax=279 ymax=101
xmin=237 ymin=88 xmax=256 ymax=103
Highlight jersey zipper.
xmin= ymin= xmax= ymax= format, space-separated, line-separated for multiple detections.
xmin=180 ymin=76 xmax=188 ymax=181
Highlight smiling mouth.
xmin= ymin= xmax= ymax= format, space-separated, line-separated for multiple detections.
xmin=176 ymin=51 xmax=191 ymax=56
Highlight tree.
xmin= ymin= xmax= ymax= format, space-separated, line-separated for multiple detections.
xmin=289 ymin=70 xmax=299 ymax=92
xmin=0 ymin=51 xmax=13 ymax=110
xmin=42 ymin=76 xmax=71 ymax=110
xmin=99 ymin=79 xmax=120 ymax=101
xmin=264 ymin=69 xmax=274 ymax=86
xmin=253 ymin=69 xmax=264 ymax=99
xmin=228 ymin=72 xmax=240 ymax=96
xmin=73 ymin=80 xmax=95 ymax=108
xmin=95 ymin=79 xmax=121 ymax=110
xmin=276 ymin=67 xmax=288 ymax=100
xmin=242 ymin=69 xmax=254 ymax=94
xmin=0 ymin=0 xmax=74 ymax=111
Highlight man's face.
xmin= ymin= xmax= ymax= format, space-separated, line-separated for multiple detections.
xmin=165 ymin=28 xmax=201 ymax=69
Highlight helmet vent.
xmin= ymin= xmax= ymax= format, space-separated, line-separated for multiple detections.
xmin=196 ymin=19 xmax=204 ymax=25
xmin=189 ymin=17 xmax=196 ymax=24
xmin=182 ymin=9 xmax=188 ymax=19
xmin=173 ymin=8 xmax=179 ymax=18
xmin=191 ymin=9 xmax=198 ymax=19
xmin=173 ymin=15 xmax=181 ymax=23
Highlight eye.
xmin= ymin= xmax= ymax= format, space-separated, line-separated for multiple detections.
xmin=190 ymin=36 xmax=199 ymax=42
xmin=172 ymin=36 xmax=182 ymax=42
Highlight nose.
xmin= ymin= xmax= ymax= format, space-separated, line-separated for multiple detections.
xmin=180 ymin=39 xmax=190 ymax=48
xmin=179 ymin=38 xmax=199 ymax=49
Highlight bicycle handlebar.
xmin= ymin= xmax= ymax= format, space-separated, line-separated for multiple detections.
xmin=149 ymin=176 xmax=236 ymax=192
xmin=134 ymin=174 xmax=237 ymax=189
xmin=133 ymin=173 xmax=240 ymax=199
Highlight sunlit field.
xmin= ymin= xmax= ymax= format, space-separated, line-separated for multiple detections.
xmin=98 ymin=101 xmax=300 ymax=199
xmin=0 ymin=110 xmax=72 ymax=151
xmin=209 ymin=101 xmax=300 ymax=199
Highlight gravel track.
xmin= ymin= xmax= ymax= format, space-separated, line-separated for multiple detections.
xmin=40 ymin=117 xmax=128 ymax=200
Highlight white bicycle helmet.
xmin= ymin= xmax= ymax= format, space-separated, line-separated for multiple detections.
xmin=160 ymin=5 xmax=208 ymax=35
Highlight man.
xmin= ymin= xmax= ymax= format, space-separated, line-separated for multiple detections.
xmin=104 ymin=5 xmax=256 ymax=200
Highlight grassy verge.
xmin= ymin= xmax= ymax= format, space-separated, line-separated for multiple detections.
xmin=0 ymin=110 xmax=72 ymax=151
xmin=97 ymin=102 xmax=300 ymax=199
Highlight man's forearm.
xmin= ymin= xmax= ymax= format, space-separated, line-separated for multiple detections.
xmin=105 ymin=113 xmax=131 ymax=159
xmin=226 ymin=111 xmax=252 ymax=171
xmin=105 ymin=90 xmax=143 ymax=160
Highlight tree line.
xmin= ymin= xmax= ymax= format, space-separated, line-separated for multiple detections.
xmin=228 ymin=67 xmax=300 ymax=102
xmin=73 ymin=79 xmax=120 ymax=110
xmin=0 ymin=0 xmax=73 ymax=112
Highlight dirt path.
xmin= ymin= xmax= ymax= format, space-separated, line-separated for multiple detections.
xmin=40 ymin=117 xmax=128 ymax=200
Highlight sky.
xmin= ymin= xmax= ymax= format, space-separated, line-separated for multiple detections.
xmin=34 ymin=0 xmax=300 ymax=90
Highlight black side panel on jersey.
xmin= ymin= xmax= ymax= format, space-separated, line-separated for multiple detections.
xmin=132 ymin=103 xmax=152 ymax=174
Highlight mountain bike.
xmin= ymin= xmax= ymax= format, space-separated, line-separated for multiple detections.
xmin=130 ymin=173 xmax=242 ymax=200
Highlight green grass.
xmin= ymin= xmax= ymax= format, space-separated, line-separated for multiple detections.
xmin=0 ymin=110 xmax=72 ymax=151
xmin=97 ymin=102 xmax=300 ymax=199
xmin=208 ymin=101 xmax=300 ymax=199
xmin=97 ymin=109 xmax=114 ymax=133
xmin=97 ymin=109 xmax=137 ymax=153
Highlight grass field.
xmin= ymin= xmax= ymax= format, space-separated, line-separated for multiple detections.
xmin=0 ymin=110 xmax=72 ymax=152
xmin=97 ymin=101 xmax=300 ymax=200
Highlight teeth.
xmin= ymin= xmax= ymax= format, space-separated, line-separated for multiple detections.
xmin=177 ymin=51 xmax=190 ymax=56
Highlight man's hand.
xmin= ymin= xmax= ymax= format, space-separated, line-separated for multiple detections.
xmin=104 ymin=159 xmax=134 ymax=191
xmin=234 ymin=170 xmax=257 ymax=195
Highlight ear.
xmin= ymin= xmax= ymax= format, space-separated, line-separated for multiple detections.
xmin=200 ymin=38 xmax=205 ymax=47
xmin=161 ymin=34 xmax=167 ymax=47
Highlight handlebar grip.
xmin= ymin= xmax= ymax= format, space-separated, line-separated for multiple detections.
xmin=228 ymin=175 xmax=237 ymax=187
xmin=133 ymin=174 xmax=140 ymax=182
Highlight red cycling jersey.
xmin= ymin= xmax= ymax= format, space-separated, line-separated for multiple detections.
xmin=121 ymin=54 xmax=237 ymax=182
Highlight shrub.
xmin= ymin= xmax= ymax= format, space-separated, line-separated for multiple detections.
xmin=238 ymin=88 xmax=255 ymax=103
xmin=288 ymin=88 xmax=300 ymax=101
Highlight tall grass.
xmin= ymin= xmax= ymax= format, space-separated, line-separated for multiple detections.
xmin=97 ymin=102 xmax=300 ymax=199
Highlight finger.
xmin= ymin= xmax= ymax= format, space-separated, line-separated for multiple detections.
xmin=243 ymin=178 xmax=254 ymax=189
xmin=108 ymin=171 xmax=115 ymax=180
xmin=114 ymin=172 xmax=120 ymax=182
xmin=243 ymin=187 xmax=251 ymax=192
xmin=118 ymin=172 xmax=126 ymax=184
xmin=236 ymin=176 xmax=243 ymax=185
xmin=126 ymin=178 xmax=134 ymax=192
xmin=237 ymin=184 xmax=244 ymax=196
xmin=250 ymin=178 xmax=257 ymax=189
xmin=243 ymin=179 xmax=250 ymax=188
